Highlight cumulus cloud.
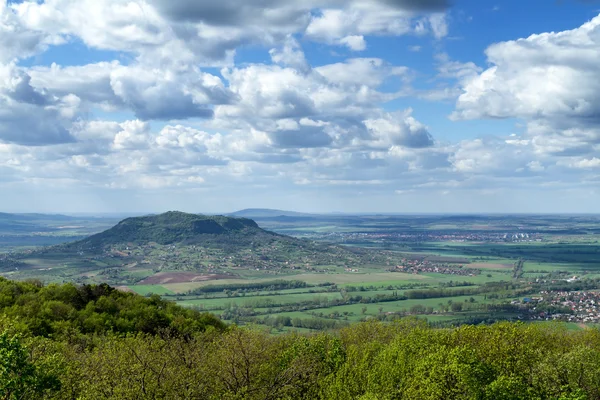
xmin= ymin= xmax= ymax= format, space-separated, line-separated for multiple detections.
xmin=0 ymin=64 xmax=77 ymax=145
xmin=28 ymin=62 xmax=234 ymax=120
xmin=269 ymin=37 xmax=310 ymax=72
xmin=570 ymin=158 xmax=600 ymax=169
xmin=364 ymin=110 xmax=434 ymax=149
xmin=339 ymin=35 xmax=367 ymax=51
xmin=216 ymin=54 xmax=408 ymax=129
xmin=305 ymin=5 xmax=422 ymax=48
xmin=0 ymin=0 xmax=62 ymax=63
xmin=112 ymin=120 xmax=151 ymax=150
xmin=12 ymin=0 xmax=448 ymax=66
xmin=452 ymin=14 xmax=600 ymax=160
xmin=5 ymin=0 xmax=600 ymax=212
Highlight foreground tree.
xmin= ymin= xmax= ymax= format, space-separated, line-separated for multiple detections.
xmin=0 ymin=331 xmax=61 ymax=400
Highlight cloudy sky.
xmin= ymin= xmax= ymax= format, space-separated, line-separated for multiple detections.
xmin=1 ymin=0 xmax=600 ymax=214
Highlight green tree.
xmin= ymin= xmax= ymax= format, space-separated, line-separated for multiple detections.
xmin=0 ymin=331 xmax=61 ymax=399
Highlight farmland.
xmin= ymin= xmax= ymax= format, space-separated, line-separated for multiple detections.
xmin=1 ymin=211 xmax=599 ymax=332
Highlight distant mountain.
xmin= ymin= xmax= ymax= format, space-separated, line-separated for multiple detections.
xmin=0 ymin=213 xmax=52 ymax=233
xmin=0 ymin=212 xmax=112 ymax=236
xmin=67 ymin=211 xmax=269 ymax=250
xmin=4 ymin=211 xmax=388 ymax=286
xmin=0 ymin=212 xmax=75 ymax=221
xmin=228 ymin=208 xmax=314 ymax=218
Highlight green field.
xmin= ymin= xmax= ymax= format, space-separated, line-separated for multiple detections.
xmin=3 ymin=212 xmax=600 ymax=332
xmin=130 ymin=285 xmax=175 ymax=296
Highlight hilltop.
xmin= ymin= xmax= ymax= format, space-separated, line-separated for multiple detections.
xmin=2 ymin=211 xmax=401 ymax=286
xmin=68 ymin=211 xmax=266 ymax=250
xmin=228 ymin=208 xmax=314 ymax=218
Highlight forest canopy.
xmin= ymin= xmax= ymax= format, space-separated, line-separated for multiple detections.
xmin=2 ymin=278 xmax=600 ymax=399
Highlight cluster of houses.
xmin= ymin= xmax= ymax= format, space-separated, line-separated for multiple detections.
xmin=312 ymin=231 xmax=541 ymax=244
xmin=395 ymin=259 xmax=480 ymax=276
xmin=519 ymin=290 xmax=600 ymax=323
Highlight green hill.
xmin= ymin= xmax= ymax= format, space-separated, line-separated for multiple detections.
xmin=69 ymin=211 xmax=266 ymax=250
xmin=1 ymin=211 xmax=402 ymax=286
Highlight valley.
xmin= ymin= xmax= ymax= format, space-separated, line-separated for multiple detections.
xmin=1 ymin=210 xmax=599 ymax=332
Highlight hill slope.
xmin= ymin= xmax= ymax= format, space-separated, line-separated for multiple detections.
xmin=70 ymin=211 xmax=265 ymax=249
xmin=1 ymin=211 xmax=405 ymax=286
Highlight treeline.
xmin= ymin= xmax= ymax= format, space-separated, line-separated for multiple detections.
xmin=343 ymin=282 xmax=430 ymax=292
xmin=256 ymin=314 xmax=350 ymax=331
xmin=535 ymin=278 xmax=600 ymax=292
xmin=186 ymin=279 xmax=312 ymax=295
xmin=404 ymin=287 xmax=481 ymax=299
xmin=218 ymin=292 xmax=410 ymax=318
xmin=5 ymin=316 xmax=600 ymax=399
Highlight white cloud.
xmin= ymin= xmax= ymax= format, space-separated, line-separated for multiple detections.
xmin=315 ymin=58 xmax=408 ymax=87
xmin=305 ymin=4 xmax=435 ymax=48
xmin=428 ymin=13 xmax=448 ymax=39
xmin=13 ymin=0 xmax=447 ymax=66
xmin=339 ymin=35 xmax=367 ymax=51
xmin=14 ymin=0 xmax=169 ymax=53
xmin=0 ymin=0 xmax=63 ymax=63
xmin=452 ymin=14 xmax=600 ymax=160
xmin=29 ymin=61 xmax=234 ymax=120
xmin=0 ymin=63 xmax=77 ymax=145
xmin=3 ymin=0 xmax=600 ymax=212
xmin=527 ymin=161 xmax=545 ymax=172
xmin=363 ymin=110 xmax=434 ymax=149
xmin=269 ymin=37 xmax=310 ymax=72
xmin=112 ymin=120 xmax=151 ymax=150
xmin=571 ymin=158 xmax=600 ymax=169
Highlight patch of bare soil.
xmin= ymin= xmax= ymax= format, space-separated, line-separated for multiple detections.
xmin=115 ymin=286 xmax=135 ymax=293
xmin=138 ymin=272 xmax=236 ymax=285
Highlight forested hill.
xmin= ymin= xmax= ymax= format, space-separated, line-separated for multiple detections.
xmin=65 ymin=211 xmax=270 ymax=249
xmin=0 ymin=277 xmax=225 ymax=337
xmin=4 ymin=211 xmax=376 ymax=285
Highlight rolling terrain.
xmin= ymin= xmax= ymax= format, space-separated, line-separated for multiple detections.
xmin=0 ymin=211 xmax=405 ymax=287
xmin=0 ymin=212 xmax=119 ymax=251
xmin=1 ymin=210 xmax=599 ymax=333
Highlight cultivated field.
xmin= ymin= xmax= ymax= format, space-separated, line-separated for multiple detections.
xmin=2 ymin=212 xmax=600 ymax=332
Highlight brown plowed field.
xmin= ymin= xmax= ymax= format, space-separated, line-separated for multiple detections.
xmin=137 ymin=272 xmax=235 ymax=285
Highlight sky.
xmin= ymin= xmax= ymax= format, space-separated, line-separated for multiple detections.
xmin=1 ymin=0 xmax=600 ymax=214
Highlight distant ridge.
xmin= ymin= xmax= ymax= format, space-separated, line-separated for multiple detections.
xmin=228 ymin=208 xmax=313 ymax=218
xmin=0 ymin=212 xmax=74 ymax=221
xmin=66 ymin=211 xmax=267 ymax=249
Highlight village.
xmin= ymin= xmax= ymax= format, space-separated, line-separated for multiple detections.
xmin=395 ymin=258 xmax=481 ymax=276
xmin=307 ymin=231 xmax=543 ymax=244
xmin=518 ymin=290 xmax=600 ymax=323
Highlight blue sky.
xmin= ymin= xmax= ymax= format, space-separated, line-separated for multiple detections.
xmin=1 ymin=0 xmax=600 ymax=213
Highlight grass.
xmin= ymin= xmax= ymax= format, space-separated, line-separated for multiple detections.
xmin=177 ymin=292 xmax=345 ymax=309
xmin=130 ymin=285 xmax=175 ymax=296
xmin=5 ymin=213 xmax=600 ymax=332
xmin=267 ymin=294 xmax=502 ymax=323
xmin=161 ymin=272 xmax=428 ymax=293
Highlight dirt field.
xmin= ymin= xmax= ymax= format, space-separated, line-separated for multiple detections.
xmin=115 ymin=286 xmax=135 ymax=293
xmin=137 ymin=272 xmax=235 ymax=285
xmin=468 ymin=262 xmax=513 ymax=269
